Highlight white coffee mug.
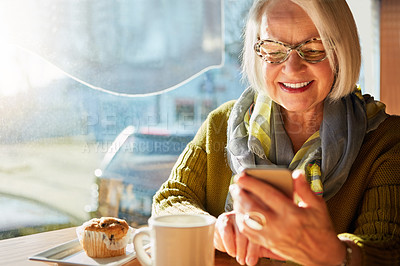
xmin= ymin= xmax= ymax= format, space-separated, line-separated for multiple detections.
xmin=133 ymin=214 xmax=216 ymax=266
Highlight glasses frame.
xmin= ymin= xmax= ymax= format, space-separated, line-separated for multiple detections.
xmin=254 ymin=37 xmax=328 ymax=64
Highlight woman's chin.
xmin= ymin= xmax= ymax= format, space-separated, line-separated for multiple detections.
xmin=278 ymin=101 xmax=321 ymax=114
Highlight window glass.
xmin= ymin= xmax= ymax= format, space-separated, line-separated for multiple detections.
xmin=0 ymin=0 xmax=378 ymax=239
xmin=0 ymin=0 xmax=253 ymax=239
xmin=0 ymin=0 xmax=224 ymax=95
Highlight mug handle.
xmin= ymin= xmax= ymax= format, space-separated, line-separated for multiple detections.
xmin=133 ymin=227 xmax=152 ymax=266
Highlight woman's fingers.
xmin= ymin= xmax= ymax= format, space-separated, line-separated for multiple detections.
xmin=214 ymin=213 xmax=237 ymax=257
xmin=292 ymin=169 xmax=321 ymax=208
xmin=214 ymin=211 xmax=268 ymax=265
xmin=213 ymin=230 xmax=225 ymax=252
xmin=246 ymin=241 xmax=261 ymax=266
xmin=234 ymin=173 xmax=293 ymax=213
xmin=234 ymin=217 xmax=248 ymax=265
xmin=234 ymin=213 xmax=262 ymax=266
xmin=235 ymin=170 xmax=324 ymax=213
xmin=230 ymin=170 xmax=340 ymax=265
xmin=230 ymin=184 xmax=267 ymax=218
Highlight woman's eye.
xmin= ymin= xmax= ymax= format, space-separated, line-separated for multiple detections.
xmin=302 ymin=49 xmax=325 ymax=58
xmin=265 ymin=50 xmax=286 ymax=58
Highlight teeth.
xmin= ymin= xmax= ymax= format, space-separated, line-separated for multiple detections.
xmin=282 ymin=81 xmax=311 ymax=89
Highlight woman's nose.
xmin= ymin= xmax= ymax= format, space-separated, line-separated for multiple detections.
xmin=281 ymin=50 xmax=306 ymax=74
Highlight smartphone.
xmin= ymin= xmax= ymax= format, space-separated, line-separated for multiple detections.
xmin=242 ymin=166 xmax=293 ymax=199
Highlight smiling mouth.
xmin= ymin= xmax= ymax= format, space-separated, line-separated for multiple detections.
xmin=282 ymin=81 xmax=312 ymax=89
xmin=280 ymin=81 xmax=313 ymax=93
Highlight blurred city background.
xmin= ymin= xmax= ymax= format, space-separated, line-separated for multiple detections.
xmin=0 ymin=0 xmax=398 ymax=239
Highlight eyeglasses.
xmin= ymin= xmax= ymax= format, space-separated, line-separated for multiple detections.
xmin=254 ymin=37 xmax=328 ymax=64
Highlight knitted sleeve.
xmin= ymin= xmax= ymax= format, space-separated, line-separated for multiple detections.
xmin=339 ymin=187 xmax=400 ymax=265
xmin=151 ymin=142 xmax=209 ymax=216
xmin=151 ymin=101 xmax=235 ymax=217
xmin=339 ymin=118 xmax=400 ymax=265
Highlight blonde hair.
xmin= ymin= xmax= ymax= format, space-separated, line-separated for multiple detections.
xmin=241 ymin=0 xmax=361 ymax=100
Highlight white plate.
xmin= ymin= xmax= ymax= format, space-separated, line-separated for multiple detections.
xmin=29 ymin=239 xmax=147 ymax=266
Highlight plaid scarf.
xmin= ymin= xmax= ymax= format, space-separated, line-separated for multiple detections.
xmin=225 ymin=86 xmax=387 ymax=210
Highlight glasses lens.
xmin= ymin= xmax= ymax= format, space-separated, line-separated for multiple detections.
xmin=299 ymin=40 xmax=326 ymax=62
xmin=257 ymin=41 xmax=287 ymax=63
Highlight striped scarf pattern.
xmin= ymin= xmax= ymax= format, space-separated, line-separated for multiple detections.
xmin=244 ymin=93 xmax=324 ymax=195
xmin=225 ymin=86 xmax=387 ymax=206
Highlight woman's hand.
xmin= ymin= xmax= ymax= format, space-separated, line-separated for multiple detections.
xmin=214 ymin=211 xmax=275 ymax=265
xmin=230 ymin=170 xmax=347 ymax=266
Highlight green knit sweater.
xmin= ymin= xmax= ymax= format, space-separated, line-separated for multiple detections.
xmin=152 ymin=101 xmax=400 ymax=265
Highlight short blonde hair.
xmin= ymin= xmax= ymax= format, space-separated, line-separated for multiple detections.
xmin=241 ymin=0 xmax=361 ymax=100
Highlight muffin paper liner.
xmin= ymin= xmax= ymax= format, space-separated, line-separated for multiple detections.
xmin=76 ymin=225 xmax=133 ymax=251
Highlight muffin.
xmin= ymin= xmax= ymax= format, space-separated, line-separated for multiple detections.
xmin=76 ymin=217 xmax=133 ymax=258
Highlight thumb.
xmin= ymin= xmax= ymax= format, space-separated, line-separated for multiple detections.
xmin=292 ymin=169 xmax=319 ymax=207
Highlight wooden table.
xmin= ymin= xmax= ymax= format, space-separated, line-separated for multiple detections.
xmin=0 ymin=227 xmax=284 ymax=265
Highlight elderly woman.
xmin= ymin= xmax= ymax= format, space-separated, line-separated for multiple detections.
xmin=152 ymin=0 xmax=400 ymax=265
